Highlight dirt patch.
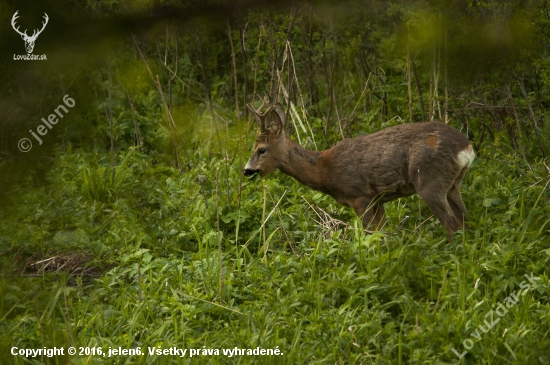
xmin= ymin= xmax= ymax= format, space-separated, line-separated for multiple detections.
xmin=7 ymin=250 xmax=109 ymax=284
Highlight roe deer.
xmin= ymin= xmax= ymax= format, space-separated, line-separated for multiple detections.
xmin=243 ymin=103 xmax=475 ymax=241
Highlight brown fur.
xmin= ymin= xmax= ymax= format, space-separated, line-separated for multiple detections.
xmin=425 ymin=134 xmax=438 ymax=147
xmin=244 ymin=104 xmax=475 ymax=241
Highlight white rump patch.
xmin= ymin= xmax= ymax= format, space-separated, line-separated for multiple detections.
xmin=457 ymin=145 xmax=475 ymax=168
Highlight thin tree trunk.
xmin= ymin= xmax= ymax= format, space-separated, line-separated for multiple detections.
xmin=167 ymin=26 xmax=178 ymax=110
xmin=267 ymin=18 xmax=278 ymax=103
xmin=227 ymin=21 xmax=239 ymax=116
xmin=323 ymin=38 xmax=333 ymax=136
xmin=411 ymin=60 xmax=426 ymax=120
xmin=428 ymin=51 xmax=435 ymax=122
xmin=437 ymin=39 xmax=442 ymax=122
xmin=252 ymin=22 xmax=263 ymax=107
xmin=443 ymin=28 xmax=449 ymax=124
xmin=106 ymin=63 xmax=115 ymax=185
xmin=127 ymin=94 xmax=141 ymax=147
xmin=155 ymin=75 xmax=181 ymax=169
xmin=215 ymin=169 xmax=224 ymax=300
xmin=406 ymin=36 xmax=413 ymax=123
xmin=240 ymin=24 xmax=248 ymax=120
xmin=237 ymin=24 xmax=248 ymax=209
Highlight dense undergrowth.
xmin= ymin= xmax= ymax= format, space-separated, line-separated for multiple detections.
xmin=1 ymin=138 xmax=549 ymax=364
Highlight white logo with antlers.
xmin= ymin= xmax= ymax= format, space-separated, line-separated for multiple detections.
xmin=12 ymin=11 xmax=49 ymax=54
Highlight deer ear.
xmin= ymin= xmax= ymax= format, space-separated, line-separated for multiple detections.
xmin=246 ymin=103 xmax=265 ymax=131
xmin=267 ymin=104 xmax=285 ymax=135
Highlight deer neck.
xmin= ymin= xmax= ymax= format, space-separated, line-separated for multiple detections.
xmin=278 ymin=138 xmax=327 ymax=191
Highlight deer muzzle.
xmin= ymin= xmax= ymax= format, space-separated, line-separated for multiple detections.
xmin=243 ymin=160 xmax=260 ymax=176
xmin=243 ymin=168 xmax=260 ymax=177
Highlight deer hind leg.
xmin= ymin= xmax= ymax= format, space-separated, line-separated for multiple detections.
xmin=411 ymin=162 xmax=465 ymax=241
xmin=419 ymin=191 xmax=463 ymax=241
xmin=411 ymin=169 xmax=462 ymax=241
xmin=447 ymin=167 xmax=469 ymax=229
xmin=352 ymin=198 xmax=385 ymax=231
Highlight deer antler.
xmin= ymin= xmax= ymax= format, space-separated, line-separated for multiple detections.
xmin=246 ymin=97 xmax=273 ymax=131
xmin=31 ymin=13 xmax=49 ymax=39
xmin=11 ymin=11 xmax=48 ymax=40
xmin=11 ymin=11 xmax=27 ymax=38
xmin=248 ymin=98 xmax=270 ymax=115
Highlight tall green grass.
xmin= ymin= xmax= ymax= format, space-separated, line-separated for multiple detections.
xmin=1 ymin=144 xmax=549 ymax=364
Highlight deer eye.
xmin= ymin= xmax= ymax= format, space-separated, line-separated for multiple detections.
xmin=258 ymin=148 xmax=266 ymax=155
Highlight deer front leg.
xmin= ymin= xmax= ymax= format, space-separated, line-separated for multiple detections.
xmin=352 ymin=198 xmax=385 ymax=231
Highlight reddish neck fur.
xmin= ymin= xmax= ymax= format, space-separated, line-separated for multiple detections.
xmin=278 ymin=138 xmax=327 ymax=191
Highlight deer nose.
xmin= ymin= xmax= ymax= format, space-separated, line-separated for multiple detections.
xmin=243 ymin=169 xmax=260 ymax=176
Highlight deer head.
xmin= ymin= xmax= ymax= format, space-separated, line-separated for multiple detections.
xmin=12 ymin=11 xmax=49 ymax=54
xmin=243 ymin=102 xmax=287 ymax=177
